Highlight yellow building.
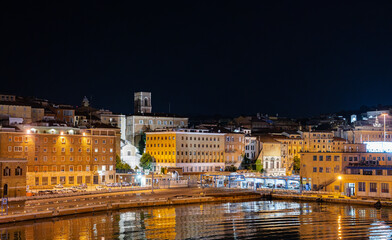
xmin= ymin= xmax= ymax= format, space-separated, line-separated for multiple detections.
xmin=300 ymin=148 xmax=392 ymax=193
xmin=339 ymin=166 xmax=392 ymax=198
xmin=0 ymin=125 xmax=117 ymax=189
xmin=272 ymin=135 xmax=303 ymax=174
xmin=301 ymin=130 xmax=334 ymax=152
xmin=146 ymin=130 xmax=225 ymax=173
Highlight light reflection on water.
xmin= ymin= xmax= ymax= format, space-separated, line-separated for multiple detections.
xmin=2 ymin=200 xmax=392 ymax=239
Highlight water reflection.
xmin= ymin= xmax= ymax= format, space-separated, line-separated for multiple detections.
xmin=2 ymin=200 xmax=392 ymax=239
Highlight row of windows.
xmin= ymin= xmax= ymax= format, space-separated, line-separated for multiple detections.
xmin=149 ymin=151 xmax=224 ymax=156
xmin=8 ymin=136 xmax=113 ymax=144
xmin=245 ymin=145 xmax=255 ymax=150
xmin=155 ymin=159 xmax=223 ymax=164
xmin=3 ymin=166 xmax=23 ymax=176
xmin=313 ymin=166 xmax=340 ymax=173
xmin=139 ymin=120 xmax=184 ymax=125
xmin=313 ymin=155 xmax=340 ymax=161
xmin=30 ymin=164 xmax=113 ymax=172
xmin=34 ymin=175 xmax=113 ymax=186
xmin=8 ymin=146 xmax=114 ymax=154
xmin=311 ymin=133 xmax=332 ymax=138
xmin=181 ymin=136 xmax=219 ymax=141
xmin=33 ymin=156 xmax=114 ymax=162
xmin=358 ymin=182 xmax=389 ymax=193
xmin=147 ymin=136 xmax=175 ymax=141
xmin=226 ymin=136 xmax=241 ymax=142
xmin=351 ymin=169 xmax=392 ymax=176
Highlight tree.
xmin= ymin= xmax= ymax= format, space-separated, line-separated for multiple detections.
xmin=161 ymin=167 xmax=167 ymax=174
xmin=116 ymin=155 xmax=131 ymax=171
xmin=140 ymin=153 xmax=153 ymax=170
xmin=293 ymin=156 xmax=300 ymax=174
xmin=138 ymin=133 xmax=146 ymax=155
xmin=255 ymin=159 xmax=263 ymax=173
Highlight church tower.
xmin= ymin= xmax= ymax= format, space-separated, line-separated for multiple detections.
xmin=134 ymin=92 xmax=152 ymax=114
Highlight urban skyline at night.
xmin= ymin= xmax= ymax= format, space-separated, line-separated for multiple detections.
xmin=2 ymin=1 xmax=392 ymax=239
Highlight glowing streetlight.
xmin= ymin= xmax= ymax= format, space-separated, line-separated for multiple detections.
xmin=338 ymin=175 xmax=342 ymax=195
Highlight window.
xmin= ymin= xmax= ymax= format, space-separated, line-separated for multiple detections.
xmin=313 ymin=167 xmax=317 ymax=172
xmin=376 ymin=170 xmax=383 ymax=175
xmin=319 ymin=156 xmax=323 ymax=161
xmin=3 ymin=167 xmax=11 ymax=176
xmin=326 ymin=167 xmax=331 ymax=173
xmin=319 ymin=167 xmax=323 ymax=173
xmin=382 ymin=183 xmax=389 ymax=193
xmin=363 ymin=170 xmax=373 ymax=175
xmin=139 ymin=120 xmax=143 ymax=124
xmin=370 ymin=183 xmax=377 ymax=193
xmin=51 ymin=177 xmax=57 ymax=185
xmin=358 ymin=182 xmax=366 ymax=192
xmin=334 ymin=156 xmax=340 ymax=161
xmin=326 ymin=156 xmax=331 ymax=161
xmin=15 ymin=166 xmax=22 ymax=176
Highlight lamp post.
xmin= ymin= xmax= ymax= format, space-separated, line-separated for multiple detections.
xmin=338 ymin=175 xmax=342 ymax=195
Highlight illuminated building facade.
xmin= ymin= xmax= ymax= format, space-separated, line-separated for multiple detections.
xmin=257 ymin=136 xmax=287 ymax=176
xmin=224 ymin=133 xmax=245 ymax=168
xmin=301 ymin=130 xmax=335 ymax=152
xmin=0 ymin=158 xmax=27 ymax=198
xmin=145 ymin=130 xmax=225 ymax=173
xmin=300 ymin=147 xmax=391 ymax=193
xmin=0 ymin=126 xmax=117 ymax=188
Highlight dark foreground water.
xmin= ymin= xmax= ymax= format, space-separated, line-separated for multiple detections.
xmin=2 ymin=200 xmax=392 ymax=239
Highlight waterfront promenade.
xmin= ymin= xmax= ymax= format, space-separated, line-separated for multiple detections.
xmin=0 ymin=187 xmax=261 ymax=224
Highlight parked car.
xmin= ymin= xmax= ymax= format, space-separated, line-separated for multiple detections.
xmin=54 ymin=184 xmax=64 ymax=189
xmin=96 ymin=186 xmax=105 ymax=190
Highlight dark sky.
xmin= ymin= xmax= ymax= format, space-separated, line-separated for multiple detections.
xmin=2 ymin=1 xmax=392 ymax=117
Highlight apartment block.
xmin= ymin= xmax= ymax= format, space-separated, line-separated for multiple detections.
xmin=0 ymin=126 xmax=117 ymax=189
xmin=146 ymin=131 xmax=225 ymax=173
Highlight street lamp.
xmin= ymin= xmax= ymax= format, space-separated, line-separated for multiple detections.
xmin=337 ymin=175 xmax=342 ymax=195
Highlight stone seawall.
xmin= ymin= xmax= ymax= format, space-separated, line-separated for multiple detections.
xmin=0 ymin=192 xmax=261 ymax=224
xmin=271 ymin=193 xmax=392 ymax=208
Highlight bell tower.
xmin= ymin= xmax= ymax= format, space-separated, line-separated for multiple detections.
xmin=134 ymin=92 xmax=152 ymax=114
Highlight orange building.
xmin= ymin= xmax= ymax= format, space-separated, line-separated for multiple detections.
xmin=0 ymin=158 xmax=27 ymax=198
xmin=0 ymin=125 xmax=117 ymax=189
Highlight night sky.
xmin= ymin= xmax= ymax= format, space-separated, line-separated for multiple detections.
xmin=2 ymin=1 xmax=392 ymax=117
